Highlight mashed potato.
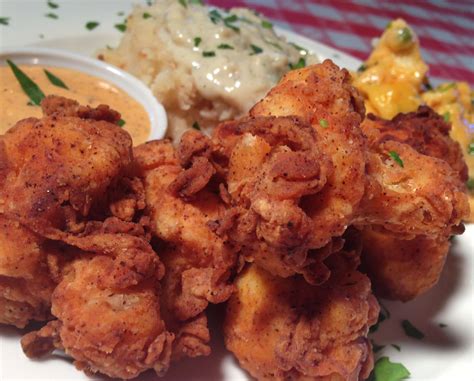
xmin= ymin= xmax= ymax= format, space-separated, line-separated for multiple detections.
xmin=99 ymin=0 xmax=318 ymax=141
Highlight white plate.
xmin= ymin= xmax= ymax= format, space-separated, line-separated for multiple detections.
xmin=0 ymin=2 xmax=472 ymax=381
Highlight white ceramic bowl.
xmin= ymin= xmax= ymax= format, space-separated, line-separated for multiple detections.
xmin=0 ymin=47 xmax=167 ymax=140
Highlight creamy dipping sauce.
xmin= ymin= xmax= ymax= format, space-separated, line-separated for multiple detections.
xmin=0 ymin=65 xmax=150 ymax=145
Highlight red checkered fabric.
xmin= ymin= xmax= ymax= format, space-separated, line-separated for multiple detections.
xmin=208 ymin=0 xmax=474 ymax=86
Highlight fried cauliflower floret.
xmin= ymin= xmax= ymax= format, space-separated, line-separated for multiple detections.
xmin=0 ymin=95 xmax=133 ymax=237
xmin=21 ymin=232 xmax=173 ymax=380
xmin=134 ymin=137 xmax=236 ymax=360
xmin=224 ymin=256 xmax=379 ymax=381
xmin=0 ymin=215 xmax=55 ymax=328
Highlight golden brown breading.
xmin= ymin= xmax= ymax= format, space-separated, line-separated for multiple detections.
xmin=0 ymin=215 xmax=55 ymax=328
xmin=224 ymin=254 xmax=379 ymax=381
xmin=357 ymin=106 xmax=470 ymax=300
xmin=0 ymin=95 xmax=133 ymax=237
xmin=134 ymin=138 xmax=236 ymax=360
xmin=21 ymin=231 xmax=173 ymax=380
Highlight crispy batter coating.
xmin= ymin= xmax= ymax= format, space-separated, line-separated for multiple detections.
xmin=0 ymin=215 xmax=55 ymax=328
xmin=0 ymin=95 xmax=133 ymax=237
xmin=134 ymin=138 xmax=236 ymax=360
xmin=224 ymin=254 xmax=379 ymax=381
xmin=21 ymin=231 xmax=173 ymax=380
xmin=213 ymin=116 xmax=333 ymax=282
xmin=356 ymin=108 xmax=469 ymax=238
xmin=358 ymin=106 xmax=470 ymax=300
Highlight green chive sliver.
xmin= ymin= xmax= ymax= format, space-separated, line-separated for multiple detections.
xmin=319 ymin=119 xmax=329 ymax=128
xmin=468 ymin=141 xmax=474 ymax=155
xmin=47 ymin=1 xmax=59 ymax=9
xmin=443 ymin=111 xmax=450 ymax=122
xmin=261 ymin=20 xmax=273 ymax=29
xmin=115 ymin=23 xmax=127 ymax=32
xmin=401 ymin=319 xmax=424 ymax=340
xmin=0 ymin=17 xmax=10 ymax=26
xmin=218 ymin=43 xmax=234 ymax=50
xmin=389 ymin=151 xmax=404 ymax=168
xmin=202 ymin=51 xmax=215 ymax=57
xmin=117 ymin=119 xmax=126 ymax=127
xmin=194 ymin=37 xmax=202 ymax=47
xmin=45 ymin=13 xmax=58 ymax=19
xmin=7 ymin=60 xmax=45 ymax=106
xmin=192 ymin=121 xmax=201 ymax=130
xmin=289 ymin=57 xmax=306 ymax=70
xmin=250 ymin=44 xmax=263 ymax=55
xmin=143 ymin=12 xmax=152 ymax=19
xmin=44 ymin=69 xmax=68 ymax=89
xmin=86 ymin=21 xmax=99 ymax=30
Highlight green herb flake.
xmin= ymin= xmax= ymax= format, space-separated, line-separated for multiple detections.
xmin=209 ymin=9 xmax=222 ymax=23
xmin=391 ymin=344 xmax=401 ymax=351
xmin=224 ymin=14 xmax=238 ymax=23
xmin=45 ymin=12 xmax=58 ymax=19
xmin=194 ymin=37 xmax=202 ymax=47
xmin=47 ymin=1 xmax=59 ymax=9
xmin=399 ymin=27 xmax=412 ymax=43
xmin=143 ymin=12 xmax=152 ymax=19
xmin=250 ymin=44 xmax=263 ymax=55
xmin=192 ymin=121 xmax=201 ymax=130
xmin=370 ymin=306 xmax=389 ymax=334
xmin=443 ymin=111 xmax=450 ymax=122
xmin=423 ymin=81 xmax=433 ymax=91
xmin=401 ymin=320 xmax=424 ymax=340
xmin=468 ymin=141 xmax=474 ymax=155
xmin=115 ymin=23 xmax=127 ymax=32
xmin=44 ymin=69 xmax=68 ymax=89
xmin=178 ymin=0 xmax=187 ymax=7
xmin=466 ymin=178 xmax=474 ymax=191
xmin=261 ymin=20 xmax=273 ymax=29
xmin=389 ymin=151 xmax=404 ymax=168
xmin=439 ymin=82 xmax=456 ymax=92
xmin=117 ymin=119 xmax=126 ymax=127
xmin=188 ymin=0 xmax=203 ymax=4
xmin=7 ymin=60 xmax=45 ymax=106
xmin=370 ymin=357 xmax=410 ymax=381
xmin=202 ymin=51 xmax=215 ymax=57
xmin=439 ymin=323 xmax=448 ymax=328
xmin=117 ymin=11 xmax=125 ymax=16
xmin=290 ymin=42 xmax=308 ymax=55
xmin=289 ymin=57 xmax=306 ymax=70
xmin=357 ymin=64 xmax=367 ymax=73
xmin=0 ymin=17 xmax=10 ymax=26
xmin=319 ymin=119 xmax=329 ymax=128
xmin=264 ymin=39 xmax=282 ymax=50
xmin=225 ymin=20 xmax=240 ymax=32
xmin=386 ymin=21 xmax=392 ymax=29
xmin=85 ymin=21 xmax=99 ymax=30
xmin=217 ymin=43 xmax=234 ymax=50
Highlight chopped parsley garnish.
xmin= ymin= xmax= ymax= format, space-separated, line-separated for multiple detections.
xmin=178 ymin=0 xmax=187 ymax=7
xmin=357 ymin=64 xmax=367 ymax=72
xmin=289 ymin=57 xmax=306 ymax=70
xmin=389 ymin=151 xmax=404 ymax=168
xmin=401 ymin=320 xmax=424 ymax=340
xmin=261 ymin=20 xmax=273 ymax=29
xmin=218 ymin=43 xmax=234 ymax=49
xmin=466 ymin=178 xmax=474 ymax=191
xmin=194 ymin=37 xmax=202 ymax=47
xmin=143 ymin=12 xmax=152 ymax=19
xmin=250 ymin=44 xmax=263 ymax=55
xmin=224 ymin=16 xmax=240 ymax=32
xmin=202 ymin=51 xmax=215 ymax=57
xmin=439 ymin=82 xmax=456 ymax=92
xmin=443 ymin=111 xmax=450 ymax=122
xmin=188 ymin=0 xmax=203 ymax=4
xmin=264 ymin=39 xmax=282 ymax=50
xmin=423 ymin=81 xmax=433 ymax=91
xmin=7 ymin=60 xmax=45 ymax=106
xmin=192 ymin=121 xmax=201 ymax=130
xmin=0 ymin=17 xmax=10 ymax=26
xmin=368 ymin=357 xmax=410 ymax=381
xmin=45 ymin=12 xmax=58 ymax=19
xmin=391 ymin=344 xmax=401 ymax=351
xmin=398 ymin=27 xmax=412 ymax=43
xmin=319 ymin=119 xmax=329 ymax=128
xmin=117 ymin=119 xmax=126 ymax=127
xmin=290 ymin=42 xmax=308 ymax=55
xmin=115 ymin=23 xmax=127 ymax=32
xmin=468 ymin=141 xmax=474 ymax=155
xmin=209 ymin=9 xmax=222 ymax=23
xmin=224 ymin=14 xmax=238 ymax=23
xmin=47 ymin=1 xmax=59 ymax=9
xmin=85 ymin=21 xmax=99 ymax=30
xmin=439 ymin=323 xmax=448 ymax=328
xmin=44 ymin=69 xmax=68 ymax=89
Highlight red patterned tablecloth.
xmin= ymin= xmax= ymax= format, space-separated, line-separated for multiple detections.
xmin=208 ymin=0 xmax=474 ymax=86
